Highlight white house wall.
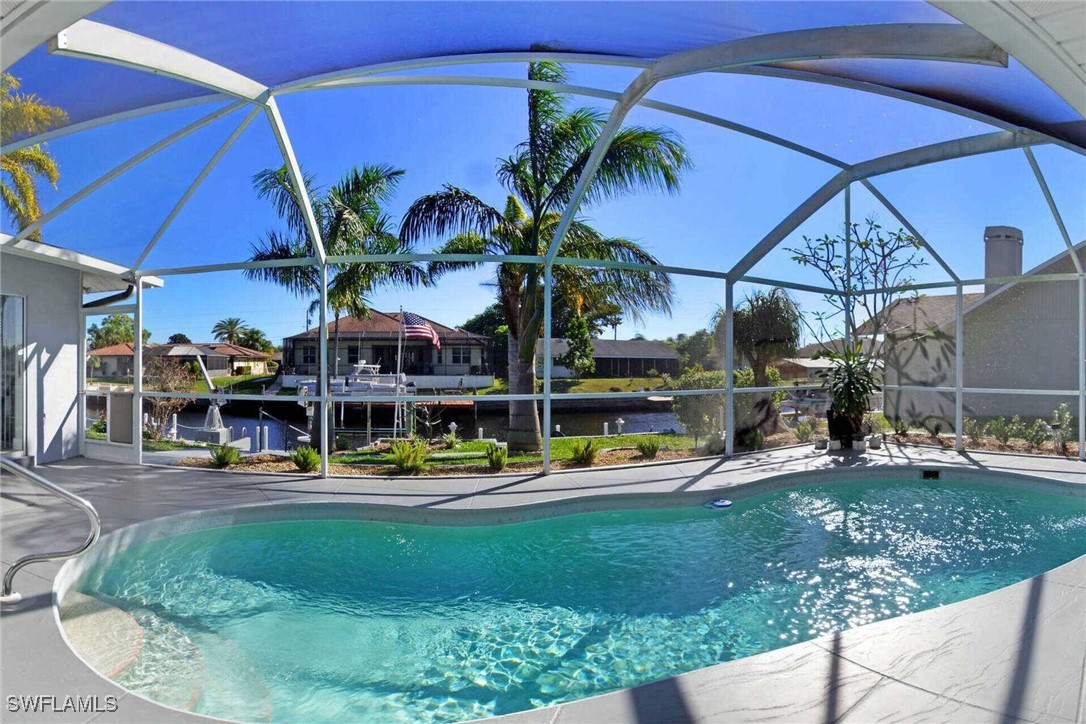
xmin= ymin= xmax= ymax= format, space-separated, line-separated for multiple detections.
xmin=0 ymin=254 xmax=81 ymax=463
xmin=885 ymin=259 xmax=1081 ymax=426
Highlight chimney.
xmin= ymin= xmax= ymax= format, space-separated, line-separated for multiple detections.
xmin=984 ymin=225 xmax=1023 ymax=295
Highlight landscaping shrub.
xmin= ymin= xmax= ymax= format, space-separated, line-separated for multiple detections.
xmin=90 ymin=416 xmax=107 ymax=434
xmin=442 ymin=431 xmax=459 ymax=450
xmin=1008 ymin=415 xmax=1027 ymax=441
xmin=290 ymin=445 xmax=320 ymax=472
xmin=988 ymin=417 xmax=1012 ymax=446
xmin=569 ymin=439 xmax=598 ymax=466
xmin=1052 ymin=403 xmax=1076 ymax=454
xmin=865 ymin=412 xmax=892 ymax=434
xmin=891 ymin=416 xmax=910 ymax=435
xmin=1023 ymin=419 xmax=1051 ymax=450
xmin=645 ymin=368 xmax=659 ymax=378
xmin=390 ymin=440 xmax=429 ymax=474
xmin=704 ymin=434 xmax=727 ymax=456
xmin=963 ymin=418 xmax=987 ymax=446
xmin=793 ymin=420 xmax=815 ymax=443
xmin=485 ymin=442 xmax=507 ymax=472
xmin=736 ymin=427 xmax=764 ymax=451
xmin=209 ymin=444 xmax=241 ymax=469
xmin=636 ymin=438 xmax=660 ymax=459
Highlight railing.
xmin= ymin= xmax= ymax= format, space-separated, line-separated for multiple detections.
xmin=0 ymin=457 xmax=101 ymax=603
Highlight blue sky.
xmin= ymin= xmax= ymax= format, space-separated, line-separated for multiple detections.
xmin=16 ymin=62 xmax=1086 ymax=348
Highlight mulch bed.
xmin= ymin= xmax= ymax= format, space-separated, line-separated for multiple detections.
xmin=888 ymin=432 xmax=1078 ymax=456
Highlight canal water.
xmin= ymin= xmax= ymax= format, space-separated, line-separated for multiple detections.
xmin=176 ymin=407 xmax=684 ymax=450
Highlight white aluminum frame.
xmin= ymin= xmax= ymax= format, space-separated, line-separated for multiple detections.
xmin=10 ymin=17 xmax=1080 ymax=472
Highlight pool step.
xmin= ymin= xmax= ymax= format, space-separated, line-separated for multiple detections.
xmin=60 ymin=591 xmax=144 ymax=679
xmin=112 ymin=606 xmax=206 ymax=712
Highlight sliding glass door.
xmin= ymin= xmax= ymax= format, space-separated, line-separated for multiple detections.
xmin=0 ymin=295 xmax=25 ymax=455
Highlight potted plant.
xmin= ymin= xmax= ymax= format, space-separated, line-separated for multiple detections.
xmin=868 ymin=433 xmax=883 ymax=449
xmin=819 ymin=349 xmax=881 ymax=449
xmin=852 ymin=433 xmax=867 ymax=453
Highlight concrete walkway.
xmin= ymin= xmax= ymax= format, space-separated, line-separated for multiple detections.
xmin=1 ymin=445 xmax=1084 ymax=723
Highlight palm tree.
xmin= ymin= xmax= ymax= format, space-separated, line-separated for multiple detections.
xmin=716 ymin=287 xmax=802 ymax=388
xmin=1 ymin=73 xmax=67 ymax=240
xmin=212 ymin=317 xmax=248 ymax=344
xmin=245 ymin=164 xmax=428 ymax=382
xmin=401 ymin=61 xmax=690 ymax=452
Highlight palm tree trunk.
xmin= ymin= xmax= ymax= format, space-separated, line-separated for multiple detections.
xmin=507 ymin=330 xmax=541 ymax=452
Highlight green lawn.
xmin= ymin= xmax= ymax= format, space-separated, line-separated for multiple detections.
xmin=142 ymin=438 xmax=204 ymax=451
xmin=478 ymin=377 xmax=669 ymax=396
xmin=330 ymin=432 xmax=694 ymax=467
xmin=195 ymin=374 xmax=276 ymax=394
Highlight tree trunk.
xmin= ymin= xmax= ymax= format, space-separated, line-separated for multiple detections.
xmin=507 ymin=331 xmax=541 ymax=452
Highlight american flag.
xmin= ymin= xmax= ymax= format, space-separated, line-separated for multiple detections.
xmin=401 ymin=311 xmax=441 ymax=350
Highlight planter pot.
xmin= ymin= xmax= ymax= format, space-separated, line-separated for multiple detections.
xmin=868 ymin=435 xmax=883 ymax=449
xmin=813 ymin=438 xmax=828 ymax=451
xmin=853 ymin=439 xmax=868 ymax=453
xmin=827 ymin=439 xmax=842 ymax=451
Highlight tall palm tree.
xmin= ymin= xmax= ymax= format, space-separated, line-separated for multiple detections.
xmin=245 ymin=164 xmax=428 ymax=380
xmin=1 ymin=73 xmax=67 ymax=240
xmin=212 ymin=318 xmax=248 ymax=344
xmin=401 ymin=61 xmax=690 ymax=452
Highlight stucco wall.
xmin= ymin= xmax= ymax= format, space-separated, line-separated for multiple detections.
xmin=0 ymin=254 xmax=81 ymax=463
xmin=884 ymin=259 xmax=1081 ymax=426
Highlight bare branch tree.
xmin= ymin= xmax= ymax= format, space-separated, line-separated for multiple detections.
xmin=143 ymin=357 xmax=197 ymax=439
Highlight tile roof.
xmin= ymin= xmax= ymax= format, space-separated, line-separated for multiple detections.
xmin=285 ymin=311 xmax=489 ymax=343
xmin=89 ymin=343 xmax=270 ymax=358
xmin=88 ymin=343 xmax=135 ymax=356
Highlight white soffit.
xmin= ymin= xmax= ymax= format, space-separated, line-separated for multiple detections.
xmin=932 ymin=0 xmax=1086 ymax=117
xmin=0 ymin=0 xmax=109 ymax=70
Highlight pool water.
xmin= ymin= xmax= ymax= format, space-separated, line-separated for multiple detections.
xmin=71 ymin=480 xmax=1086 ymax=722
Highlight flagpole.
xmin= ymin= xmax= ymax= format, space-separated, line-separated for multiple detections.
xmin=394 ymin=306 xmax=404 ymax=438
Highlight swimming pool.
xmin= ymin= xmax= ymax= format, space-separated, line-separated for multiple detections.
xmin=60 ymin=477 xmax=1086 ymax=722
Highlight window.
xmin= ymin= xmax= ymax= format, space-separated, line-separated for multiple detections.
xmin=451 ymin=347 xmax=470 ymax=365
xmin=302 ymin=346 xmax=316 ymax=365
xmin=347 ymin=346 xmax=360 ymax=364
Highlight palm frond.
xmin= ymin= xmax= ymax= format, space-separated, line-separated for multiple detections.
xmin=399 ymin=185 xmax=508 ymax=244
xmin=546 ymin=125 xmax=691 ymax=212
xmin=251 ymin=165 xmax=321 ymax=238
xmin=243 ymin=230 xmax=319 ymax=297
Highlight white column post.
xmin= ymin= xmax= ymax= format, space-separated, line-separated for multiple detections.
xmin=724 ymin=281 xmax=735 ymax=457
xmin=77 ymin=294 xmax=86 ymax=457
xmin=955 ymin=284 xmax=964 ymax=451
xmin=318 ymin=264 xmax=329 ymax=477
xmin=133 ymin=279 xmax=143 ymax=464
xmin=542 ymin=264 xmax=554 ymax=474
xmin=1080 ymin=276 xmax=1085 ymax=461
xmin=844 ymin=184 xmax=853 ymax=350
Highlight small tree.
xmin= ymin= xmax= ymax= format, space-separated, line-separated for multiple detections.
xmin=167 ymin=333 xmax=191 ymax=344
xmin=719 ymin=287 xmax=801 ymax=388
xmin=238 ymin=327 xmax=274 ymax=354
xmin=787 ymin=217 xmax=926 ymax=349
xmin=142 ymin=357 xmax=196 ymax=439
xmin=673 ymin=368 xmax=727 ymax=445
xmin=87 ymin=313 xmax=151 ymax=349
xmin=557 ymin=313 xmax=595 ymax=377
xmin=668 ymin=330 xmax=716 ymax=372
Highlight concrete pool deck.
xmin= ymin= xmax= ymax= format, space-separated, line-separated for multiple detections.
xmin=1 ymin=443 xmax=1084 ymax=723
